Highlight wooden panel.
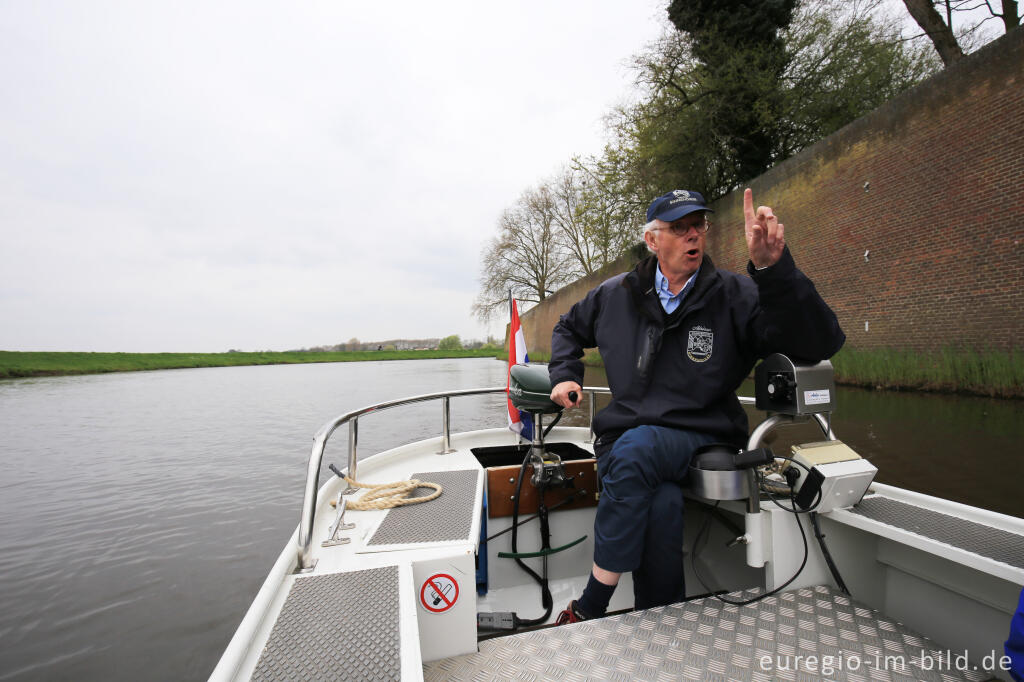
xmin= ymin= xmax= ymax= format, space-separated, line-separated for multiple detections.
xmin=487 ymin=459 xmax=599 ymax=518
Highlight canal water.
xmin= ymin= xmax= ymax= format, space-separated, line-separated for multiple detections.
xmin=0 ymin=358 xmax=1020 ymax=681
xmin=579 ymin=366 xmax=1023 ymax=519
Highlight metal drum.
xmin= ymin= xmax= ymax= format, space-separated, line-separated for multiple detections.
xmin=685 ymin=444 xmax=749 ymax=501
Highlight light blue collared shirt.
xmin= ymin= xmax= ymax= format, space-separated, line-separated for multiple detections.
xmin=655 ymin=263 xmax=699 ymax=314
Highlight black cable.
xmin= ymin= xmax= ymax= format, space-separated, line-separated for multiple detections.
xmin=712 ymin=492 xmax=810 ymax=606
xmin=691 ymin=489 xmax=813 ymax=607
xmin=690 ymin=501 xmax=720 ymax=577
xmin=485 ymin=490 xmax=584 ymax=542
xmin=702 ymin=501 xmax=744 ymax=537
xmin=758 ymin=457 xmax=851 ymax=595
xmin=810 ymin=511 xmax=850 ymax=595
xmin=541 ymin=411 xmax=562 ymax=439
xmin=762 ymin=456 xmax=822 ymax=514
xmin=689 ymin=453 xmax=856 ymax=606
xmin=509 ymin=453 xmax=553 ymax=626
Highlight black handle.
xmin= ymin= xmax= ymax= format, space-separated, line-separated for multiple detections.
xmin=734 ymin=447 xmax=775 ymax=469
xmin=568 ymin=391 xmax=579 ymax=404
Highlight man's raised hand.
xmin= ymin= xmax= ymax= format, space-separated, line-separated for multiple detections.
xmin=743 ymin=188 xmax=785 ymax=269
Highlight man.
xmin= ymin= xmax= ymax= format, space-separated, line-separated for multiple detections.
xmin=1007 ymin=586 xmax=1024 ymax=681
xmin=548 ymin=188 xmax=845 ymax=622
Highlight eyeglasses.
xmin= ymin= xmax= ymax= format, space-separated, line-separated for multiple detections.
xmin=653 ymin=218 xmax=711 ymax=236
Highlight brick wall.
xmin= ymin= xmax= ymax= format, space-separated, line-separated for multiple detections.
xmin=518 ymin=28 xmax=1024 ymax=354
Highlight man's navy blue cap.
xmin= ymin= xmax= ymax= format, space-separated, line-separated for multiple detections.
xmin=646 ymin=190 xmax=713 ymax=223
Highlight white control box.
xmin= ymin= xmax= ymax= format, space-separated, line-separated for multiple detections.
xmin=790 ymin=441 xmax=877 ymax=513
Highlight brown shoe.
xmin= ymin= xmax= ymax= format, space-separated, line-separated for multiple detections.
xmin=554 ymin=600 xmax=587 ymax=625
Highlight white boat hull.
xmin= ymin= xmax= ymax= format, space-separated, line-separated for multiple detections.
xmin=212 ymin=418 xmax=1024 ymax=681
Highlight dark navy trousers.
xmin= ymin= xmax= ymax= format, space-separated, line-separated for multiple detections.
xmin=593 ymin=425 xmax=714 ymax=609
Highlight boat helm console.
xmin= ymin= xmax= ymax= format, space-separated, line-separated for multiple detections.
xmin=507 ymin=355 xmax=877 ymax=521
xmin=499 ymin=355 xmax=877 ymax=616
xmin=508 ymin=363 xmax=577 ymax=489
xmin=687 ymin=354 xmax=875 ymax=513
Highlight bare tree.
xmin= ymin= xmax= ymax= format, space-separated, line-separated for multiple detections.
xmin=993 ymin=0 xmax=1022 ymax=31
xmin=902 ymin=0 xmax=966 ymax=64
xmin=549 ymin=165 xmax=639 ymax=277
xmin=568 ymin=158 xmax=646 ymax=263
xmin=472 ymin=185 xmax=574 ymax=323
xmin=549 ymin=167 xmax=599 ymax=276
xmin=901 ymin=0 xmax=1020 ymax=66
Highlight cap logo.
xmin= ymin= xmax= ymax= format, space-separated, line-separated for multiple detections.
xmin=647 ymin=189 xmax=709 ymax=222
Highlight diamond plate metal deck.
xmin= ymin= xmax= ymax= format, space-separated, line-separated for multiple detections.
xmin=851 ymin=495 xmax=1024 ymax=569
xmin=424 ymin=585 xmax=989 ymax=681
xmin=367 ymin=469 xmax=479 ymax=546
xmin=252 ymin=567 xmax=400 ymax=681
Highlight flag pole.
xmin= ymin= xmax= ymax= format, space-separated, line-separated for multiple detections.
xmin=506 ymin=288 xmax=516 ymax=442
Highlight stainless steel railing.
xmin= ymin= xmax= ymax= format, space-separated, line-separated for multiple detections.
xmin=297 ymin=386 xmax=502 ymax=569
xmin=295 ymin=387 xmax=755 ymax=570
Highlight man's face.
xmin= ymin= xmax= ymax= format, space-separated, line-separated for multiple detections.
xmin=644 ymin=211 xmax=707 ymax=280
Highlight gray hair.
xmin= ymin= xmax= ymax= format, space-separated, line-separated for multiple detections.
xmin=642 ymin=219 xmax=661 ymax=253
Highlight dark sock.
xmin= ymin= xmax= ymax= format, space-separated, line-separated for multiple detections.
xmin=576 ymin=573 xmax=617 ymax=618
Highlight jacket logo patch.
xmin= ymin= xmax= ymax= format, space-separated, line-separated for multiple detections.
xmin=686 ymin=326 xmax=713 ymax=362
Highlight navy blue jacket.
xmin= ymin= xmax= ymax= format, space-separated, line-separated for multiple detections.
xmin=549 ymin=248 xmax=845 ymax=446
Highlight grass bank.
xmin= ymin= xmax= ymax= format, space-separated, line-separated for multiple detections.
xmin=0 ymin=349 xmax=499 ymax=379
xmin=502 ymin=348 xmax=1022 ymax=398
xmin=830 ymin=347 xmax=1023 ymax=398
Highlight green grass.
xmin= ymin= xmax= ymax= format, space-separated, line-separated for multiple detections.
xmin=0 ymin=349 xmax=500 ymax=379
xmin=498 ymin=347 xmax=1023 ymax=399
xmin=831 ymin=347 xmax=1024 ymax=398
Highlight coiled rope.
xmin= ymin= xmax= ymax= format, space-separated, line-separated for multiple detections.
xmin=329 ymin=476 xmax=443 ymax=511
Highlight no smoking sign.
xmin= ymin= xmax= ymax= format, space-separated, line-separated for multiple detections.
xmin=419 ymin=573 xmax=459 ymax=614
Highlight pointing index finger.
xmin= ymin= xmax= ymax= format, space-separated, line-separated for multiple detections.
xmin=743 ymin=188 xmax=755 ymax=224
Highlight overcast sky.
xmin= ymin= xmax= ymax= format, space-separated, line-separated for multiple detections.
xmin=0 ymin=1 xmax=667 ymax=352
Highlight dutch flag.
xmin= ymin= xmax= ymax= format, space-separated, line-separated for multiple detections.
xmin=506 ymin=298 xmax=534 ymax=441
